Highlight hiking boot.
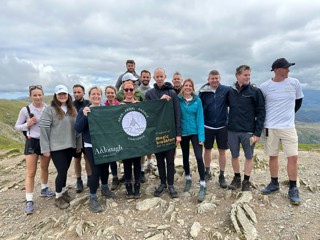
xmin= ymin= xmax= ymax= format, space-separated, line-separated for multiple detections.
xmin=76 ymin=180 xmax=84 ymax=193
xmin=184 ymin=179 xmax=192 ymax=192
xmin=40 ymin=187 xmax=55 ymax=197
xmin=134 ymin=183 xmax=141 ymax=199
xmin=101 ymin=185 xmax=116 ymax=199
xmin=261 ymin=181 xmax=280 ymax=195
xmin=228 ymin=176 xmax=241 ymax=190
xmin=205 ymin=172 xmax=212 ymax=181
xmin=119 ymin=174 xmax=125 ymax=184
xmin=24 ymin=201 xmax=34 ymax=215
xmin=125 ymin=183 xmax=134 ymax=199
xmin=218 ymin=175 xmax=228 ymax=189
xmin=62 ymin=191 xmax=73 ymax=203
xmin=89 ymin=196 xmax=103 ymax=213
xmin=168 ymin=185 xmax=178 ymax=198
xmin=241 ymin=179 xmax=251 ymax=191
xmin=111 ymin=176 xmax=119 ymax=190
xmin=197 ymin=185 xmax=206 ymax=202
xmin=140 ymin=172 xmax=147 ymax=183
xmin=154 ymin=184 xmax=167 ymax=197
xmin=55 ymin=197 xmax=70 ymax=209
xmin=288 ymin=187 xmax=301 ymax=205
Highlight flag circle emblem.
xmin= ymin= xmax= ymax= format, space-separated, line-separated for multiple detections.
xmin=121 ymin=111 xmax=147 ymax=137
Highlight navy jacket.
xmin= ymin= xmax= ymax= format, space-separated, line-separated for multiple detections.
xmin=227 ymin=83 xmax=266 ymax=137
xmin=74 ymin=107 xmax=92 ymax=144
xmin=198 ymin=83 xmax=229 ymax=128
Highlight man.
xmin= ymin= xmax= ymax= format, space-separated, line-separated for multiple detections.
xmin=227 ymin=65 xmax=265 ymax=191
xmin=138 ymin=70 xmax=152 ymax=93
xmin=198 ymin=70 xmax=229 ymax=188
xmin=137 ymin=70 xmax=156 ymax=181
xmin=73 ymin=84 xmax=91 ymax=193
xmin=260 ymin=58 xmax=304 ymax=205
xmin=115 ymin=60 xmax=140 ymax=91
xmin=116 ymin=73 xmax=145 ymax=102
xmin=172 ymin=72 xmax=183 ymax=94
xmin=145 ymin=68 xmax=181 ymax=198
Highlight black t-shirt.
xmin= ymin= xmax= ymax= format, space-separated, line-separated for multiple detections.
xmin=73 ymin=99 xmax=90 ymax=112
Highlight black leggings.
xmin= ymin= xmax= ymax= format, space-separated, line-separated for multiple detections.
xmin=155 ymin=148 xmax=175 ymax=186
xmin=85 ymin=147 xmax=109 ymax=194
xmin=123 ymin=157 xmax=141 ymax=184
xmin=51 ymin=148 xmax=73 ymax=193
xmin=110 ymin=161 xmax=118 ymax=176
xmin=180 ymin=135 xmax=205 ymax=181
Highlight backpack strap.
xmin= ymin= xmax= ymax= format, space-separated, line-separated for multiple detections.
xmin=26 ymin=105 xmax=31 ymax=137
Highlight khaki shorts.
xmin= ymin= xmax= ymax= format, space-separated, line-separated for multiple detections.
xmin=263 ymin=128 xmax=298 ymax=157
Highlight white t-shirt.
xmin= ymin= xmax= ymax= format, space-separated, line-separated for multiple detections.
xmin=259 ymin=77 xmax=304 ymax=129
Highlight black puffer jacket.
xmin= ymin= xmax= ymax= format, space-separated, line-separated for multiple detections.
xmin=145 ymin=82 xmax=181 ymax=137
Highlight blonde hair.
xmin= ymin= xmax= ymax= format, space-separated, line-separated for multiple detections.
xmin=179 ymin=78 xmax=195 ymax=97
xmin=89 ymin=86 xmax=103 ymax=96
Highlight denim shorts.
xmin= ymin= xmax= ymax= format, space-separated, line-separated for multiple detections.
xmin=24 ymin=138 xmax=42 ymax=155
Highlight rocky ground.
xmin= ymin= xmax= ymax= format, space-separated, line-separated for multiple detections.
xmin=0 ymin=148 xmax=319 ymax=240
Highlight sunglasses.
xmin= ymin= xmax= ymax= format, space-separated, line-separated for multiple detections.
xmin=29 ymin=85 xmax=43 ymax=91
xmin=124 ymin=88 xmax=134 ymax=92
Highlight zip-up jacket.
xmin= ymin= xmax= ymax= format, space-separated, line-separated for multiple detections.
xmin=40 ymin=105 xmax=82 ymax=153
xmin=178 ymin=95 xmax=205 ymax=142
xmin=227 ymin=83 xmax=266 ymax=137
xmin=198 ymin=83 xmax=229 ymax=128
xmin=74 ymin=107 xmax=92 ymax=144
xmin=145 ymin=82 xmax=182 ymax=137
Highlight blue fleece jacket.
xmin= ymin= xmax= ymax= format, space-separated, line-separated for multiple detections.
xmin=178 ymin=95 xmax=205 ymax=142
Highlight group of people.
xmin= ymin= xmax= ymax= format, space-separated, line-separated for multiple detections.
xmin=15 ymin=57 xmax=303 ymax=214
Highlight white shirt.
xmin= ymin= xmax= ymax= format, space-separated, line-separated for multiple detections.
xmin=259 ymin=77 xmax=304 ymax=129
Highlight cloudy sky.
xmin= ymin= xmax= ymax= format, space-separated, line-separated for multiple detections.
xmin=1 ymin=0 xmax=319 ymax=99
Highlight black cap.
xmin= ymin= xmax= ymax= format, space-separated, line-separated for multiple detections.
xmin=271 ymin=58 xmax=295 ymax=71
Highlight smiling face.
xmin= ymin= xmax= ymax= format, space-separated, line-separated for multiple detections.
xmin=122 ymin=81 xmax=136 ymax=101
xmin=30 ymin=88 xmax=44 ymax=105
xmin=105 ymin=87 xmax=116 ymax=101
xmin=56 ymin=93 xmax=69 ymax=104
xmin=126 ymin=63 xmax=135 ymax=73
xmin=236 ymin=69 xmax=251 ymax=87
xmin=89 ymin=87 xmax=102 ymax=106
xmin=172 ymin=74 xmax=182 ymax=89
xmin=208 ymin=74 xmax=220 ymax=89
xmin=140 ymin=72 xmax=151 ymax=86
xmin=181 ymin=79 xmax=194 ymax=97
xmin=153 ymin=68 xmax=166 ymax=87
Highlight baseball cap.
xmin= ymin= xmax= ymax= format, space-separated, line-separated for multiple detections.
xmin=122 ymin=72 xmax=138 ymax=82
xmin=55 ymin=85 xmax=69 ymax=94
xmin=271 ymin=58 xmax=295 ymax=71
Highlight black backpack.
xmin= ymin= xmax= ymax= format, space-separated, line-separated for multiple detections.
xmin=22 ymin=106 xmax=33 ymax=138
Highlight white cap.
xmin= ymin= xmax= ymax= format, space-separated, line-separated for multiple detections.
xmin=122 ymin=72 xmax=138 ymax=82
xmin=55 ymin=85 xmax=69 ymax=94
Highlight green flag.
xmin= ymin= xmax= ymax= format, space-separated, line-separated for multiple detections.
xmin=88 ymin=100 xmax=176 ymax=164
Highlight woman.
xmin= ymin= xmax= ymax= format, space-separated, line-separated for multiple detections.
xmin=104 ymin=85 xmax=120 ymax=190
xmin=40 ymin=85 xmax=82 ymax=209
xmin=178 ymin=79 xmax=206 ymax=202
xmin=121 ymin=81 xmax=142 ymax=199
xmin=75 ymin=86 xmax=116 ymax=213
xmin=15 ymin=85 xmax=54 ymax=215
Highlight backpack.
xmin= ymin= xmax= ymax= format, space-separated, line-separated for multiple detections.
xmin=22 ymin=106 xmax=33 ymax=138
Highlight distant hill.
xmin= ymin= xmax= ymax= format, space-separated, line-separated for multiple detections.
xmin=296 ymin=89 xmax=320 ymax=123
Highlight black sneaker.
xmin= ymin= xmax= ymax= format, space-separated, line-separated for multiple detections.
xmin=228 ymin=176 xmax=241 ymax=190
xmin=76 ymin=180 xmax=84 ymax=193
xmin=89 ymin=196 xmax=103 ymax=213
xmin=134 ymin=183 xmax=141 ymax=199
xmin=168 ymin=185 xmax=178 ymax=198
xmin=218 ymin=175 xmax=227 ymax=189
xmin=261 ymin=181 xmax=280 ymax=195
xmin=101 ymin=185 xmax=116 ymax=199
xmin=125 ymin=183 xmax=134 ymax=199
xmin=154 ymin=184 xmax=167 ymax=197
xmin=140 ymin=172 xmax=147 ymax=183
xmin=241 ymin=179 xmax=251 ymax=191
xmin=205 ymin=172 xmax=212 ymax=181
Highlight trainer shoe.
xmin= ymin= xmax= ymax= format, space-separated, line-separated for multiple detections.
xmin=89 ymin=196 xmax=103 ymax=213
xmin=288 ymin=187 xmax=301 ymax=205
xmin=55 ymin=197 xmax=70 ymax=209
xmin=140 ymin=172 xmax=147 ymax=183
xmin=76 ymin=180 xmax=84 ymax=193
xmin=62 ymin=191 xmax=73 ymax=203
xmin=111 ymin=176 xmax=119 ymax=190
xmin=24 ymin=201 xmax=34 ymax=215
xmin=205 ymin=172 xmax=212 ymax=181
xmin=101 ymin=185 xmax=116 ymax=199
xmin=218 ymin=175 xmax=228 ymax=189
xmin=261 ymin=181 xmax=280 ymax=195
xmin=241 ymin=179 xmax=251 ymax=191
xmin=40 ymin=187 xmax=55 ymax=197
xmin=197 ymin=185 xmax=206 ymax=202
xmin=168 ymin=185 xmax=178 ymax=198
xmin=184 ymin=179 xmax=192 ymax=192
xmin=154 ymin=184 xmax=167 ymax=197
xmin=228 ymin=176 xmax=241 ymax=190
